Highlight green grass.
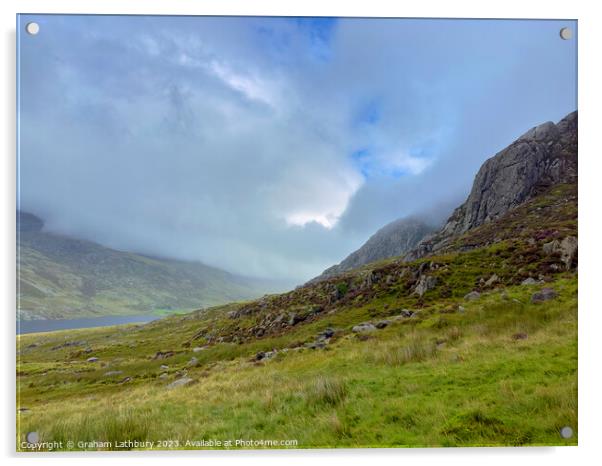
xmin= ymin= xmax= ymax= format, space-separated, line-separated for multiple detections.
xmin=16 ymin=185 xmax=578 ymax=450
xmin=16 ymin=273 xmax=577 ymax=450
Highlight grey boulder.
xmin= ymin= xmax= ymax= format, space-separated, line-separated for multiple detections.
xmin=167 ymin=377 xmax=194 ymax=389
xmin=352 ymin=323 xmax=377 ymax=333
xmin=521 ymin=277 xmax=539 ymax=285
xmin=531 ymin=288 xmax=558 ymax=303
xmin=464 ymin=291 xmax=481 ymax=301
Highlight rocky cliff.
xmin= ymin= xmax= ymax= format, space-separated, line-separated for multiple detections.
xmin=405 ymin=111 xmax=577 ymax=261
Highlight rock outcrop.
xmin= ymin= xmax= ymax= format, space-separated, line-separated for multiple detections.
xmin=542 ymin=236 xmax=578 ymax=270
xmin=405 ymin=111 xmax=577 ymax=261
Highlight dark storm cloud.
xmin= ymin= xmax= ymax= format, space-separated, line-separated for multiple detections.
xmin=17 ymin=15 xmax=576 ymax=282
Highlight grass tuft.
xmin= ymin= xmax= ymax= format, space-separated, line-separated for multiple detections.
xmin=306 ymin=376 xmax=347 ymax=407
xmin=367 ymin=334 xmax=438 ymax=367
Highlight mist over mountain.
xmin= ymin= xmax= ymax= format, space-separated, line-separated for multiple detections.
xmin=17 ymin=212 xmax=292 ymax=320
xmin=16 ymin=14 xmax=578 ymax=449
xmin=405 ymin=111 xmax=578 ymax=261
xmin=18 ymin=16 xmax=576 ymax=282
xmin=313 ymin=217 xmax=438 ymax=282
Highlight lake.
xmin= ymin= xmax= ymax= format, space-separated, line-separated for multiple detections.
xmin=17 ymin=314 xmax=160 ymax=335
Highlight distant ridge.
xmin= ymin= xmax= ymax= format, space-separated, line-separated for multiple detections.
xmin=17 ymin=211 xmax=289 ymax=320
xmin=311 ymin=217 xmax=436 ymax=283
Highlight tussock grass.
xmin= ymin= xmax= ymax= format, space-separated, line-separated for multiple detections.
xmin=442 ymin=409 xmax=510 ymax=443
xmin=366 ymin=334 xmax=438 ymax=367
xmin=447 ymin=326 xmax=462 ymax=342
xmin=17 ymin=268 xmax=577 ymax=449
xmin=30 ymin=405 xmax=153 ymax=450
xmin=306 ymin=376 xmax=347 ymax=406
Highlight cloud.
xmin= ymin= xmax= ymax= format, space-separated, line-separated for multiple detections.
xmin=18 ymin=15 xmax=577 ymax=282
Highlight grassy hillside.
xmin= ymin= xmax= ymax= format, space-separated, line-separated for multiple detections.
xmin=16 ymin=184 xmax=577 ymax=449
xmin=18 ymin=213 xmax=291 ymax=319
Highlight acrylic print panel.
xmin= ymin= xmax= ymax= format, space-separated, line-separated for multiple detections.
xmin=16 ymin=14 xmax=577 ymax=451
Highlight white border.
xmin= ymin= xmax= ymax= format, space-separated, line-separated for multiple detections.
xmin=2 ymin=1 xmax=601 ymax=465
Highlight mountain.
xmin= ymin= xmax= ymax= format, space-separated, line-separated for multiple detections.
xmin=18 ymin=112 xmax=577 ymax=448
xmin=313 ymin=217 xmax=436 ymax=282
xmin=17 ymin=212 xmax=290 ymax=320
xmin=17 ymin=114 xmax=578 ymax=449
xmin=310 ymin=110 xmax=576 ymax=282
xmin=405 ymin=111 xmax=577 ymax=261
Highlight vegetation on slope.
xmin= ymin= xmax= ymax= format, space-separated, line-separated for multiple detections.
xmin=16 ymin=184 xmax=578 ymax=449
xmin=18 ymin=212 xmax=290 ymax=320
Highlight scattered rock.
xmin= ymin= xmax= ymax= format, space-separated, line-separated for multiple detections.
xmin=288 ymin=313 xmax=304 ymax=326
xmin=187 ymin=357 xmax=199 ymax=368
xmin=542 ymin=239 xmax=557 ymax=254
xmin=305 ymin=328 xmax=336 ymax=349
xmin=484 ymin=274 xmax=499 ymax=287
xmin=305 ymin=341 xmax=327 ymax=350
xmin=51 ymin=340 xmax=88 ymax=351
xmin=418 ymin=261 xmax=431 ymax=275
xmin=160 ymin=364 xmax=169 ymax=370
xmin=317 ymin=328 xmax=335 ymax=339
xmin=356 ymin=334 xmax=374 ymax=341
xmin=153 ymin=351 xmax=175 ymax=360
xmin=352 ymin=323 xmax=377 ymax=333
xmin=391 ymin=310 xmax=415 ymax=320
xmin=361 ymin=271 xmax=378 ymax=288
xmin=104 ymin=371 xmax=123 ymax=377
xmin=531 ymin=288 xmax=558 ymax=303
xmin=542 ymin=236 xmax=578 ymax=270
xmin=413 ymin=275 xmax=438 ymax=297
xmin=86 ymin=357 xmax=99 ymax=363
xmin=255 ymin=350 xmax=277 ymax=361
xmin=167 ymin=377 xmax=193 ymax=389
xmin=521 ymin=277 xmax=539 ymax=285
xmin=464 ymin=291 xmax=481 ymax=301
xmin=559 ymin=236 xmax=578 ymax=269
xmin=512 ymin=332 xmax=528 ymax=340
xmin=159 ymin=373 xmax=169 ymax=380
xmin=192 ymin=347 xmax=207 ymax=353
xmin=118 ymin=376 xmax=132 ymax=384
xmin=457 ymin=305 xmax=466 ymax=313
xmin=375 ymin=320 xmax=390 ymax=329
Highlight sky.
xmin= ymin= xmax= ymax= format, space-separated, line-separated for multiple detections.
xmin=17 ymin=15 xmax=577 ymax=283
